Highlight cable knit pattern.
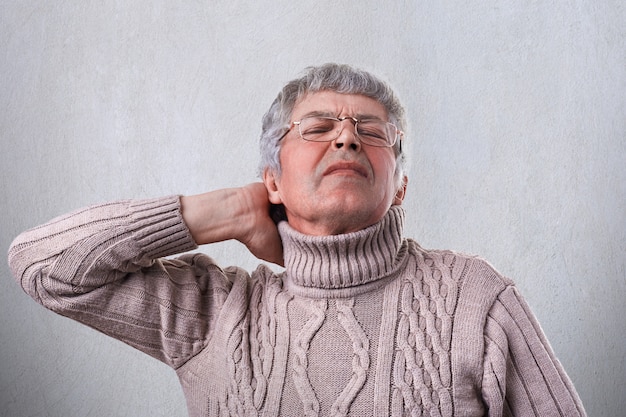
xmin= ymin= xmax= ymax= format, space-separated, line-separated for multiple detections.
xmin=8 ymin=198 xmax=587 ymax=416
xmin=293 ymin=299 xmax=328 ymax=416
xmin=391 ymin=247 xmax=462 ymax=416
xmin=333 ymin=298 xmax=370 ymax=416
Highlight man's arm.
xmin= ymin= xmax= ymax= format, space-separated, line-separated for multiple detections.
xmin=7 ymin=183 xmax=283 ymax=367
xmin=481 ymin=286 xmax=586 ymax=416
xmin=180 ymin=182 xmax=283 ymax=266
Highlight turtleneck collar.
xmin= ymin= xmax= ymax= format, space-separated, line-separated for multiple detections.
xmin=278 ymin=206 xmax=407 ymax=298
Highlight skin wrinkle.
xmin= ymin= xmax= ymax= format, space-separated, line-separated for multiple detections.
xmin=264 ymin=91 xmax=406 ymax=237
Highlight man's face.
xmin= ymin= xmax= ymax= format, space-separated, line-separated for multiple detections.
xmin=264 ymin=91 xmax=406 ymax=236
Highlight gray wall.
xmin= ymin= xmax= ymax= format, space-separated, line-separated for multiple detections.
xmin=1 ymin=1 xmax=624 ymax=416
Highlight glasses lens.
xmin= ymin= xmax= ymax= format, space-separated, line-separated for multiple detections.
xmin=298 ymin=117 xmax=398 ymax=147
xmin=357 ymin=121 xmax=396 ymax=147
xmin=299 ymin=117 xmax=338 ymax=142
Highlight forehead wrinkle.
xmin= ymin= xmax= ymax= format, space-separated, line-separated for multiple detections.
xmin=296 ymin=110 xmax=388 ymax=122
xmin=290 ymin=92 xmax=390 ymax=122
xmin=298 ymin=110 xmax=336 ymax=119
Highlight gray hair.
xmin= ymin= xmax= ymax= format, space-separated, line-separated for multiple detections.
xmin=258 ymin=63 xmax=407 ymax=186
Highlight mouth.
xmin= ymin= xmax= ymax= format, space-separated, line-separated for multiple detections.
xmin=323 ymin=161 xmax=369 ymax=178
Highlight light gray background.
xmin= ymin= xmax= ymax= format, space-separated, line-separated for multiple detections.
xmin=1 ymin=1 xmax=624 ymax=416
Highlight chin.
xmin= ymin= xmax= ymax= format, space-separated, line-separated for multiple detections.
xmin=325 ymin=205 xmax=385 ymax=232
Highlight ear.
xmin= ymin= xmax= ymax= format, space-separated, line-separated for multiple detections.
xmin=263 ymin=169 xmax=283 ymax=204
xmin=393 ymin=175 xmax=408 ymax=205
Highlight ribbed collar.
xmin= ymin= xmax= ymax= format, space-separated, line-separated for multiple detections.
xmin=278 ymin=206 xmax=407 ymax=297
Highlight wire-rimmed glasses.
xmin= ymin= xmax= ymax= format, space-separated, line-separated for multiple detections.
xmin=279 ymin=116 xmax=403 ymax=148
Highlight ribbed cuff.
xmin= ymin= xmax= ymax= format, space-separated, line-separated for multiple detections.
xmin=128 ymin=196 xmax=198 ymax=259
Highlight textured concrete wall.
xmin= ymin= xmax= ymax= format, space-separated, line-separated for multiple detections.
xmin=1 ymin=1 xmax=624 ymax=416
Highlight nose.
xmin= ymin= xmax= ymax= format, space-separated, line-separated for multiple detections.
xmin=332 ymin=119 xmax=362 ymax=151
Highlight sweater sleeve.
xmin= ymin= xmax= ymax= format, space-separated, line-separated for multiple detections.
xmin=7 ymin=196 xmax=237 ymax=369
xmin=481 ymin=286 xmax=586 ymax=416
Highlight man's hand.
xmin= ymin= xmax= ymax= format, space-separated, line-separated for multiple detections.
xmin=180 ymin=183 xmax=284 ymax=266
xmin=236 ymin=183 xmax=284 ymax=265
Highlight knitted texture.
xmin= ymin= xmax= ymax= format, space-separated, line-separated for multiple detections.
xmin=8 ymin=197 xmax=587 ymax=416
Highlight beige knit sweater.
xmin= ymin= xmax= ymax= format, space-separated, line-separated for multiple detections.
xmin=8 ymin=196 xmax=586 ymax=416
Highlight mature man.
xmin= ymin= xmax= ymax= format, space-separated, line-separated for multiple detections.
xmin=9 ymin=64 xmax=586 ymax=416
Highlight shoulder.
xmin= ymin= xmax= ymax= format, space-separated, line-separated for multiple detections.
xmin=404 ymin=239 xmax=514 ymax=293
xmin=170 ymin=254 xmax=284 ymax=319
xmin=171 ymin=253 xmax=283 ymax=293
xmin=166 ymin=253 xmax=259 ymax=297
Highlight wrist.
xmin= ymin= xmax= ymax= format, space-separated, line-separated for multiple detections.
xmin=180 ymin=188 xmax=248 ymax=245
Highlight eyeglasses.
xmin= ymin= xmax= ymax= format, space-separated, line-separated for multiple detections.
xmin=279 ymin=116 xmax=403 ymax=148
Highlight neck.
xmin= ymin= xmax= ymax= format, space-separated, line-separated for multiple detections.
xmin=278 ymin=206 xmax=407 ymax=297
xmin=284 ymin=209 xmax=388 ymax=236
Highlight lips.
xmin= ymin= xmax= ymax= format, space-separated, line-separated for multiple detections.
xmin=323 ymin=161 xmax=369 ymax=178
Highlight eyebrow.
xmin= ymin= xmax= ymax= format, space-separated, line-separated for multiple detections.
xmin=298 ymin=110 xmax=387 ymax=122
